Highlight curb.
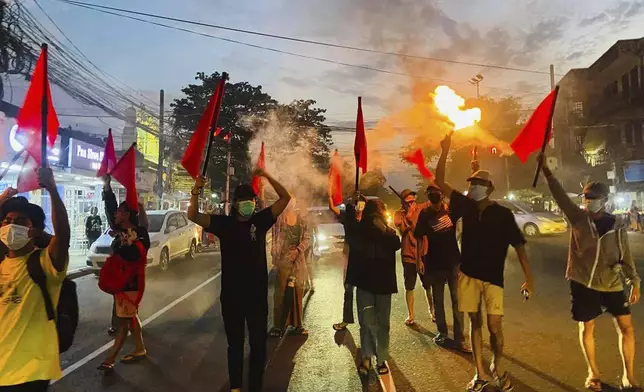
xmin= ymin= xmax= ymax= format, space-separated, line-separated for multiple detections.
xmin=67 ymin=268 xmax=95 ymax=280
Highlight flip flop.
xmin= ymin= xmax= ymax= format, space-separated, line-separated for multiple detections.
xmin=404 ymin=318 xmax=415 ymax=326
xmin=333 ymin=322 xmax=348 ymax=331
xmin=120 ymin=353 xmax=147 ymax=364
xmin=585 ymin=378 xmax=602 ymax=392
xmin=97 ymin=362 xmax=114 ymax=372
xmin=377 ymin=363 xmax=389 ymax=375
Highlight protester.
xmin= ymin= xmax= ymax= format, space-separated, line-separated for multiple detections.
xmin=414 ymin=183 xmax=470 ymax=353
xmin=187 ymin=168 xmax=290 ymax=392
xmin=0 ymin=168 xmax=70 ymax=391
xmin=269 ymin=198 xmax=311 ymax=338
xmin=330 ymin=193 xmax=366 ymax=331
xmin=85 ymin=206 xmax=103 ymax=248
xmin=435 ymin=134 xmax=534 ymax=392
xmin=393 ymin=189 xmax=433 ymax=326
xmin=345 ymin=199 xmax=401 ymax=376
xmin=98 ymin=175 xmax=150 ymax=372
xmin=629 ymin=201 xmax=642 ymax=232
xmin=539 ymin=154 xmax=641 ymax=392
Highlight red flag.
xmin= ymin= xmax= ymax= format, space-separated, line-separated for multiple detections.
xmin=97 ymin=128 xmax=117 ymax=177
xmin=111 ymin=144 xmax=138 ymax=211
xmin=510 ymin=87 xmax=559 ymax=163
xmin=251 ymin=142 xmax=265 ymax=195
xmin=16 ymin=155 xmax=40 ymax=193
xmin=329 ymin=150 xmax=343 ymax=206
xmin=403 ymin=149 xmax=434 ymax=179
xmin=181 ymin=76 xmax=226 ymax=179
xmin=16 ymin=45 xmax=59 ymax=166
xmin=354 ymin=97 xmax=367 ymax=174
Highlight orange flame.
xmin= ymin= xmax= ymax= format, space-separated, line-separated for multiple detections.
xmin=433 ymin=86 xmax=481 ymax=131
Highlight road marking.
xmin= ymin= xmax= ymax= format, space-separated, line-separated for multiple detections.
xmin=53 ymin=271 xmax=222 ymax=383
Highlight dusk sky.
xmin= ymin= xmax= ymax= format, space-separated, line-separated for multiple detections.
xmin=6 ymin=0 xmax=644 ymax=189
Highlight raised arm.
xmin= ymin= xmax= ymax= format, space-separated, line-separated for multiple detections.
xmin=436 ymin=134 xmax=455 ymax=197
xmin=539 ymin=154 xmax=583 ymax=223
xmin=328 ymin=196 xmax=341 ymax=217
xmin=102 ymin=175 xmax=118 ymax=231
xmin=0 ymin=187 xmax=18 ymax=207
xmin=187 ymin=176 xmax=212 ymax=229
xmin=39 ymin=168 xmax=70 ymax=272
xmin=256 ymin=169 xmax=292 ymax=220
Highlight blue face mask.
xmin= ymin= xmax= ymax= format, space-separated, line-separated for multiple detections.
xmin=236 ymin=200 xmax=256 ymax=217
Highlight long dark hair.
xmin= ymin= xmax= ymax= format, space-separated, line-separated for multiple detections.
xmin=360 ymin=199 xmax=387 ymax=230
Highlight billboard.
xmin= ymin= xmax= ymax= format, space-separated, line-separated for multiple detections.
xmin=69 ymin=139 xmax=104 ymax=172
xmin=623 ymin=160 xmax=644 ymax=183
xmin=136 ymin=111 xmax=159 ymax=164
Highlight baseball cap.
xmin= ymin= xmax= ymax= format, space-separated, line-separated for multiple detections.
xmin=426 ymin=182 xmax=441 ymax=193
xmin=581 ymin=182 xmax=609 ymax=199
xmin=467 ymin=170 xmax=493 ymax=187
xmin=400 ymin=189 xmax=416 ymax=199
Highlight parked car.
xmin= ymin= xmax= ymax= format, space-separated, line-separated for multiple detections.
xmin=86 ymin=210 xmax=201 ymax=274
xmin=497 ymin=200 xmax=568 ymax=237
xmin=307 ymin=207 xmax=345 ymax=256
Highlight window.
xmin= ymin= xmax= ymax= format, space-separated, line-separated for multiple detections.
xmin=572 ymin=101 xmax=584 ymax=118
xmin=166 ymin=215 xmax=180 ymax=231
xmin=147 ymin=215 xmax=165 ymax=233
xmin=176 ymin=214 xmax=188 ymax=228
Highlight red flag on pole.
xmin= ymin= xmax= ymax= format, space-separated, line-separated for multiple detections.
xmin=354 ymin=97 xmax=368 ymax=174
xmin=251 ymin=142 xmax=265 ymax=195
xmin=181 ymin=76 xmax=226 ymax=179
xmin=16 ymin=155 xmax=40 ymax=193
xmin=403 ymin=149 xmax=434 ymax=179
xmin=97 ymin=128 xmax=117 ymax=177
xmin=111 ymin=144 xmax=138 ymax=211
xmin=16 ymin=44 xmax=59 ymax=166
xmin=510 ymin=87 xmax=560 ymax=163
xmin=329 ymin=150 xmax=343 ymax=206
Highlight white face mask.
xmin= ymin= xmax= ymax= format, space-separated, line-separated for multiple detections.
xmin=468 ymin=185 xmax=488 ymax=201
xmin=356 ymin=201 xmax=366 ymax=212
xmin=586 ymin=199 xmax=604 ymax=213
xmin=0 ymin=224 xmax=32 ymax=250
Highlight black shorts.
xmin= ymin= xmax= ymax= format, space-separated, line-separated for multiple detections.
xmin=403 ymin=262 xmax=426 ymax=291
xmin=570 ymin=280 xmax=631 ymax=322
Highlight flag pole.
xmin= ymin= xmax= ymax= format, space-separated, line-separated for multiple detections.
xmin=40 ymin=43 xmax=49 ymax=167
xmin=201 ymin=72 xmax=229 ymax=177
xmin=355 ymin=96 xmax=362 ymax=192
xmin=531 ymin=85 xmax=560 ymax=188
xmin=0 ymin=150 xmax=25 ymax=182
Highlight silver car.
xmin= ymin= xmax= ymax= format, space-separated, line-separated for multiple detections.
xmin=497 ymin=200 xmax=568 ymax=237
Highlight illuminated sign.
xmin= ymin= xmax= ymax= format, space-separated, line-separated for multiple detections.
xmin=8 ymin=124 xmax=61 ymax=162
xmin=70 ymin=139 xmax=104 ymax=172
xmin=136 ymin=111 xmax=159 ymax=164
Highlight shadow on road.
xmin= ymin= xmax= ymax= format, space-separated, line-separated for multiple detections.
xmin=333 ymin=329 xmax=380 ymax=392
xmin=263 ymin=334 xmax=308 ymax=392
xmin=387 ymin=357 xmax=416 ymax=392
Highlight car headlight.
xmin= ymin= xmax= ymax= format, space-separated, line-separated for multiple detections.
xmin=317 ymin=233 xmax=328 ymax=242
xmin=150 ymin=241 xmax=160 ymax=248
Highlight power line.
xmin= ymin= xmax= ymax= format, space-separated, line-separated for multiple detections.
xmin=54 ymin=0 xmax=558 ymax=77
xmin=53 ymin=0 xmax=549 ymax=96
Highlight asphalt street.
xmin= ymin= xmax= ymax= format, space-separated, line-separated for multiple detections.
xmin=49 ymin=233 xmax=644 ymax=392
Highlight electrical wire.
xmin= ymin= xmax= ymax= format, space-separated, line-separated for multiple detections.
xmin=55 ymin=0 xmax=559 ymax=77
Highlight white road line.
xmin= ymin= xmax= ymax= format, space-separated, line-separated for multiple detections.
xmin=53 ymin=272 xmax=222 ymax=383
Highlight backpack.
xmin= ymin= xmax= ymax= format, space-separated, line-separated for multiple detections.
xmin=98 ymin=241 xmax=146 ymax=295
xmin=26 ymin=250 xmax=79 ymax=354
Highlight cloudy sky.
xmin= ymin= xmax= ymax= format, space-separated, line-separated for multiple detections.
xmin=6 ymin=0 xmax=644 ymax=188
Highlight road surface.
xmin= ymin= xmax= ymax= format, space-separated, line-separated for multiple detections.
xmin=49 ymin=233 xmax=644 ymax=392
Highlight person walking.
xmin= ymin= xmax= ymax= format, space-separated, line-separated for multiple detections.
xmin=345 ymin=199 xmax=401 ymax=376
xmin=435 ymin=134 xmax=534 ymax=392
xmin=270 ymin=198 xmax=311 ymax=337
xmin=187 ymin=168 xmax=290 ymax=392
xmin=539 ymin=154 xmax=641 ymax=392
xmin=414 ymin=183 xmax=470 ymax=352
xmin=393 ymin=189 xmax=434 ymax=326
xmin=85 ymin=206 xmax=103 ymax=248
xmin=330 ymin=194 xmax=366 ymax=331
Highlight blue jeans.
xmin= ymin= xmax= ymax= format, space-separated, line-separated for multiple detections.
xmin=356 ymin=289 xmax=392 ymax=364
xmin=342 ymin=284 xmax=355 ymax=323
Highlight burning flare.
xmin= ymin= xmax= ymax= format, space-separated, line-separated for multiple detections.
xmin=433 ymin=86 xmax=481 ymax=131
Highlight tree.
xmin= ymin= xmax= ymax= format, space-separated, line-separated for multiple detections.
xmin=169 ymin=72 xmax=278 ymax=193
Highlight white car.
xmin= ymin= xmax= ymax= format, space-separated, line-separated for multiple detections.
xmin=307 ymin=207 xmax=345 ymax=255
xmin=86 ymin=210 xmax=201 ymax=273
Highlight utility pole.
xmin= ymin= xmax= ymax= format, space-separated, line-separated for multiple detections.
xmin=468 ymin=74 xmax=484 ymax=166
xmin=157 ymin=89 xmax=165 ymax=209
xmin=549 ymin=64 xmax=563 ymax=173
xmin=224 ymin=136 xmax=232 ymax=215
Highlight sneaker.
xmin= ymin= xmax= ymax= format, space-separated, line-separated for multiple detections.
xmin=433 ymin=333 xmax=448 ymax=345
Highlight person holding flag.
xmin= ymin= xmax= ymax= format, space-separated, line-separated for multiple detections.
xmin=435 ymin=133 xmax=534 ymax=392
xmin=188 ymin=168 xmax=290 ymax=392
xmin=537 ymin=154 xmax=641 ymax=392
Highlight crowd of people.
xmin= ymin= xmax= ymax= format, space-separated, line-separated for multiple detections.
xmin=0 ymin=132 xmax=642 ymax=392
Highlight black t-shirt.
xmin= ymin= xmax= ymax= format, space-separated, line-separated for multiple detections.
xmin=593 ymin=213 xmax=616 ymax=237
xmin=206 ymin=208 xmax=276 ymax=299
xmin=450 ymin=191 xmax=526 ymax=287
xmin=86 ymin=215 xmax=102 ymax=237
xmin=414 ymin=206 xmax=460 ymax=271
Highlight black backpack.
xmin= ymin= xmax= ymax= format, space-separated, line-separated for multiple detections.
xmin=26 ymin=250 xmax=79 ymax=353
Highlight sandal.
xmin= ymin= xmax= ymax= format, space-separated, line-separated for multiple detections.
xmin=333 ymin=322 xmax=348 ymax=331
xmin=293 ymin=327 xmax=309 ymax=336
xmin=376 ymin=363 xmax=389 ymax=375
xmin=97 ymin=362 xmax=115 ymax=372
xmin=358 ymin=360 xmax=370 ymax=376
xmin=585 ymin=378 xmax=602 ymax=392
xmin=404 ymin=317 xmax=415 ymax=326
xmin=120 ymin=353 xmax=147 ymax=364
xmin=494 ymin=371 xmax=514 ymax=391
xmin=466 ymin=379 xmax=489 ymax=392
xmin=269 ymin=328 xmax=283 ymax=338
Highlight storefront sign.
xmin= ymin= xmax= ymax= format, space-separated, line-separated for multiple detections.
xmin=70 ymin=139 xmax=105 ymax=172
xmin=6 ymin=123 xmax=62 ymax=163
xmin=624 ymin=160 xmax=644 ymax=183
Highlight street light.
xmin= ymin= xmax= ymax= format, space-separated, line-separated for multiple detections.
xmin=468 ymin=74 xmax=484 ymax=98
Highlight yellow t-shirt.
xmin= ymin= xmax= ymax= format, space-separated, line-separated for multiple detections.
xmin=0 ymin=250 xmax=67 ymax=386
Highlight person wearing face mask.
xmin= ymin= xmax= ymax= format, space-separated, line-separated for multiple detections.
xmin=0 ymin=168 xmax=70 ymax=391
xmin=393 ymin=189 xmax=434 ymax=326
xmin=330 ymin=193 xmax=366 ymax=331
xmin=188 ymin=168 xmax=290 ymax=392
xmin=538 ymin=154 xmax=641 ymax=392
xmin=414 ymin=184 xmax=470 ymax=353
xmin=345 ymin=199 xmax=401 ymax=376
xmin=435 ymin=134 xmax=534 ymax=392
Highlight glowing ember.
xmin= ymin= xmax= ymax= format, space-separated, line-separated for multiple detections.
xmin=433 ymin=86 xmax=481 ymax=130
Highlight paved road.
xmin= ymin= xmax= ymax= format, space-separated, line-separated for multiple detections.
xmin=50 ymin=233 xmax=644 ymax=392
